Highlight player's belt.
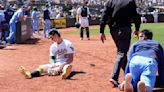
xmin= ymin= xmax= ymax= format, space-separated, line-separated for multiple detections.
xmin=81 ymin=17 xmax=88 ymax=19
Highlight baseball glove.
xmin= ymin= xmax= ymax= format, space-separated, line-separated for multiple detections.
xmin=75 ymin=22 xmax=81 ymax=28
xmin=47 ymin=66 xmax=61 ymax=76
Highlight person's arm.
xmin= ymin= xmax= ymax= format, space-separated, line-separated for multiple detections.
xmin=49 ymin=56 xmax=56 ymax=64
xmin=131 ymin=1 xmax=141 ymax=37
xmin=60 ymin=53 xmax=74 ymax=69
xmin=49 ymin=44 xmax=57 ymax=64
xmin=76 ymin=8 xmax=81 ymax=22
xmin=60 ymin=42 xmax=74 ymax=69
xmin=124 ymin=43 xmax=136 ymax=76
xmin=18 ymin=9 xmax=25 ymax=21
xmin=99 ymin=2 xmax=111 ymax=43
xmin=99 ymin=2 xmax=111 ymax=34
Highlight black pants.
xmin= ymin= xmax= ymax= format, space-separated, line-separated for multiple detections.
xmin=80 ymin=27 xmax=89 ymax=38
xmin=110 ymin=26 xmax=132 ymax=81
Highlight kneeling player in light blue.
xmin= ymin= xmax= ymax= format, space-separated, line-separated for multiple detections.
xmin=119 ymin=29 xmax=164 ymax=92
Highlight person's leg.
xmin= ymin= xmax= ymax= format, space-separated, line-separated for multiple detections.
xmin=46 ymin=19 xmax=51 ymax=33
xmin=19 ymin=64 xmax=51 ymax=79
xmin=110 ymin=27 xmax=131 ymax=86
xmin=6 ymin=22 xmax=16 ymax=44
xmin=61 ymin=64 xmax=72 ymax=79
xmin=80 ymin=27 xmax=84 ymax=40
xmin=43 ymin=20 xmax=47 ymax=38
xmin=129 ymin=56 xmax=143 ymax=91
xmin=36 ymin=20 xmax=40 ymax=34
xmin=124 ymin=73 xmax=134 ymax=92
xmin=85 ymin=27 xmax=90 ymax=40
xmin=137 ymin=81 xmax=146 ymax=92
xmin=139 ymin=58 xmax=157 ymax=92
xmin=85 ymin=18 xmax=90 ymax=40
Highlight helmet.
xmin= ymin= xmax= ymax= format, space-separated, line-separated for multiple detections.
xmin=75 ymin=22 xmax=80 ymax=28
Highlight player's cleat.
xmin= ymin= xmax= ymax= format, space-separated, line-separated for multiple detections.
xmin=124 ymin=73 xmax=134 ymax=92
xmin=80 ymin=38 xmax=83 ymax=40
xmin=19 ymin=66 xmax=32 ymax=79
xmin=137 ymin=81 xmax=146 ymax=92
xmin=61 ymin=64 xmax=72 ymax=79
xmin=109 ymin=78 xmax=119 ymax=87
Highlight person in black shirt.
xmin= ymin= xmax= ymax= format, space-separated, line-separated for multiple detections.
xmin=99 ymin=0 xmax=141 ymax=87
xmin=42 ymin=4 xmax=51 ymax=38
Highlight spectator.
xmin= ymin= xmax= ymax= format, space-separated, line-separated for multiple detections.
xmin=152 ymin=9 xmax=158 ymax=23
xmin=141 ymin=15 xmax=147 ymax=23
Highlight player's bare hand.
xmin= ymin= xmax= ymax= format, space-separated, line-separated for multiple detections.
xmin=133 ymin=31 xmax=139 ymax=38
xmin=100 ymin=33 xmax=106 ymax=43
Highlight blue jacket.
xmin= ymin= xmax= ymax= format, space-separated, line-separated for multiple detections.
xmin=125 ymin=40 xmax=164 ymax=85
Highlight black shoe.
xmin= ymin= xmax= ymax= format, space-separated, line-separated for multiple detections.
xmin=109 ymin=78 xmax=119 ymax=87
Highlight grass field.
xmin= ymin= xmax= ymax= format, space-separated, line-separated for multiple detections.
xmin=70 ymin=23 xmax=164 ymax=47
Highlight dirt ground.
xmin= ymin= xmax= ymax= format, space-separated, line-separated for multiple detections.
xmin=0 ymin=26 xmax=163 ymax=92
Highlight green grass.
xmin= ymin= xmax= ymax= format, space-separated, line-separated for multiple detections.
xmin=69 ymin=23 xmax=164 ymax=47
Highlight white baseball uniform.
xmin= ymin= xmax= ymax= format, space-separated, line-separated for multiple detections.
xmin=40 ymin=39 xmax=74 ymax=73
xmin=77 ymin=6 xmax=90 ymax=27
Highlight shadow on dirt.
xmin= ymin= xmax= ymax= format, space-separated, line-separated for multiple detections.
xmin=67 ymin=71 xmax=86 ymax=79
xmin=18 ymin=38 xmax=41 ymax=45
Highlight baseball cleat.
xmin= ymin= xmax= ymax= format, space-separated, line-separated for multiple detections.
xmin=137 ymin=81 xmax=146 ymax=92
xmin=19 ymin=66 xmax=32 ymax=79
xmin=61 ymin=65 xmax=72 ymax=79
xmin=125 ymin=73 xmax=134 ymax=92
xmin=109 ymin=78 xmax=119 ymax=87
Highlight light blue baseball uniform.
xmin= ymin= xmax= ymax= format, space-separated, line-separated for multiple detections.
xmin=0 ymin=11 xmax=5 ymax=39
xmin=6 ymin=8 xmax=24 ymax=44
xmin=125 ymin=40 xmax=164 ymax=92
xmin=31 ymin=11 xmax=40 ymax=34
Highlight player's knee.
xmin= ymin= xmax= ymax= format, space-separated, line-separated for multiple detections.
xmin=81 ymin=27 xmax=84 ymax=30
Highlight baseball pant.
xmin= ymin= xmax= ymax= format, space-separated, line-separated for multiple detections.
xmin=43 ymin=19 xmax=50 ymax=38
xmin=129 ymin=56 xmax=157 ymax=92
xmin=110 ymin=26 xmax=132 ymax=81
xmin=6 ymin=22 xmax=16 ymax=44
xmin=79 ymin=17 xmax=89 ymax=28
xmin=39 ymin=62 xmax=67 ymax=73
xmin=32 ymin=19 xmax=40 ymax=34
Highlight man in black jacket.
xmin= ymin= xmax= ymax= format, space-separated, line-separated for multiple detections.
xmin=99 ymin=0 xmax=141 ymax=87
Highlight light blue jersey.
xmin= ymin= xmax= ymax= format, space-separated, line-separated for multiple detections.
xmin=6 ymin=8 xmax=24 ymax=44
xmin=9 ymin=9 xmax=24 ymax=23
xmin=31 ymin=11 xmax=40 ymax=34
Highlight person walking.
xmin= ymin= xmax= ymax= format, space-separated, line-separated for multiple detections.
xmin=99 ymin=0 xmax=141 ymax=87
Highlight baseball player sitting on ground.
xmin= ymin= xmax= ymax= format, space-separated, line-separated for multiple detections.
xmin=119 ymin=29 xmax=164 ymax=92
xmin=19 ymin=28 xmax=75 ymax=79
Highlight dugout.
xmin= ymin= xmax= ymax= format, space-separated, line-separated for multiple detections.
xmin=16 ymin=17 xmax=31 ymax=44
